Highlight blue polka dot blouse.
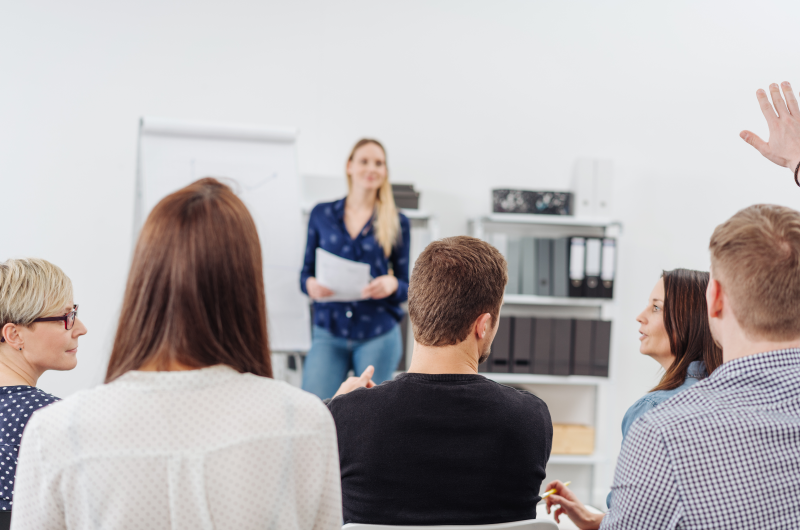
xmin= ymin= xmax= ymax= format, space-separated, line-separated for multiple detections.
xmin=0 ymin=386 xmax=58 ymax=511
xmin=300 ymin=198 xmax=410 ymax=340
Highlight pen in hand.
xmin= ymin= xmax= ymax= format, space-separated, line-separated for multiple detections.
xmin=540 ymin=481 xmax=571 ymax=500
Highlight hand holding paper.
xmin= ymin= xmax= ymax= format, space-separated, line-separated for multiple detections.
xmin=314 ymin=248 xmax=372 ymax=302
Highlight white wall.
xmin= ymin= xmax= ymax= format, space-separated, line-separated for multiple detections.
xmin=2 ymin=0 xmax=799 ymax=491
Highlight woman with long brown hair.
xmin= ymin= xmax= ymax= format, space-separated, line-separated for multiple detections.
xmin=542 ymin=268 xmax=723 ymax=528
xmin=11 ymin=179 xmax=342 ymax=530
xmin=300 ymin=139 xmax=410 ymax=399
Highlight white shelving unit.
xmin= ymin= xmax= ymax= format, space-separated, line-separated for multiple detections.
xmin=470 ymin=214 xmax=621 ymax=508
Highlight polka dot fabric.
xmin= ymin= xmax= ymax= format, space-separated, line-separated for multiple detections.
xmin=0 ymin=386 xmax=58 ymax=512
xmin=11 ymin=365 xmax=342 ymax=530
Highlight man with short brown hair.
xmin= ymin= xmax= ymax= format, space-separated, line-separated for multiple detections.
xmin=328 ymin=236 xmax=552 ymax=526
xmin=551 ymin=204 xmax=800 ymax=530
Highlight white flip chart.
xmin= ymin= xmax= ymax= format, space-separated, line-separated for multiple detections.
xmin=136 ymin=117 xmax=311 ymax=352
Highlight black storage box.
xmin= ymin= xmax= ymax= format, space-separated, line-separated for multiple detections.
xmin=392 ymin=184 xmax=420 ymax=209
xmin=492 ymin=189 xmax=573 ymax=215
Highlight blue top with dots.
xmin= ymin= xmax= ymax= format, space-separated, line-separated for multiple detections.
xmin=300 ymin=198 xmax=411 ymax=340
xmin=0 ymin=386 xmax=59 ymax=511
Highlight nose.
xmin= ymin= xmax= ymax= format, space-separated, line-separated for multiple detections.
xmin=72 ymin=318 xmax=88 ymax=337
xmin=635 ymin=308 xmax=646 ymax=325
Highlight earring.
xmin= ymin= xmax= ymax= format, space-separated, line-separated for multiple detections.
xmin=18 ymin=348 xmax=22 ymax=351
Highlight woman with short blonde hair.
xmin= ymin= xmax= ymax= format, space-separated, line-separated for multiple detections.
xmin=0 ymin=258 xmax=86 ymax=530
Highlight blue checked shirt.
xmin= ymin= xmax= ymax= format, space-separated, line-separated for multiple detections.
xmin=300 ymin=198 xmax=410 ymax=340
xmin=602 ymin=348 xmax=800 ymax=529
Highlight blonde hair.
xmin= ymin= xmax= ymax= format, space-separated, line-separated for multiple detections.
xmin=346 ymin=139 xmax=400 ymax=257
xmin=709 ymin=204 xmax=800 ymax=341
xmin=0 ymin=258 xmax=74 ymax=327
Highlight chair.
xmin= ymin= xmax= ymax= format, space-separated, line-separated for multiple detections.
xmin=342 ymin=520 xmax=558 ymax=530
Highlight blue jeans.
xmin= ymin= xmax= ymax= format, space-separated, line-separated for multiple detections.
xmin=302 ymin=324 xmax=403 ymax=400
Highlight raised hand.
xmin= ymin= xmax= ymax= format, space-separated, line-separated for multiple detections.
xmin=740 ymin=82 xmax=800 ymax=182
xmin=333 ymin=365 xmax=376 ymax=397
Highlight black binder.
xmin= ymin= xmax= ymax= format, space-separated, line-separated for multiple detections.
xmin=532 ymin=318 xmax=552 ymax=375
xmin=584 ymin=238 xmax=602 ymax=298
xmin=600 ymin=238 xmax=616 ymax=299
xmin=572 ymin=319 xmax=595 ymax=376
xmin=511 ymin=317 xmax=533 ymax=373
xmin=490 ymin=317 xmax=513 ymax=372
xmin=592 ymin=320 xmax=612 ymax=377
xmin=569 ymin=238 xmax=586 ymax=297
xmin=551 ymin=319 xmax=573 ymax=376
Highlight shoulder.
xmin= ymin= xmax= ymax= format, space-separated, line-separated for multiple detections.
xmin=397 ymin=211 xmax=410 ymax=228
xmin=629 ymin=378 xmax=719 ymax=433
xmin=311 ymin=198 xmax=345 ymax=220
xmin=484 ymin=378 xmax=550 ymax=413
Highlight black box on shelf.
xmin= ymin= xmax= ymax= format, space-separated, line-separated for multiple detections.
xmin=488 ymin=316 xmax=513 ymax=372
xmin=492 ymin=189 xmax=573 ymax=216
xmin=511 ymin=317 xmax=533 ymax=373
xmin=392 ymin=184 xmax=420 ymax=209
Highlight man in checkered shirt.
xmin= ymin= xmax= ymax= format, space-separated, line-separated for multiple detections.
xmin=549 ymin=205 xmax=800 ymax=529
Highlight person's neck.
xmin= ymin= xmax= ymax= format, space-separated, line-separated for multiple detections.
xmin=346 ymin=188 xmax=377 ymax=212
xmin=0 ymin=348 xmax=39 ymax=387
xmin=407 ymin=342 xmax=480 ymax=375
xmin=138 ymin=356 xmax=198 ymax=372
xmin=720 ymin=324 xmax=800 ymax=363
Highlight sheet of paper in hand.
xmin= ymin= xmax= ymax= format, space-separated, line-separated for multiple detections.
xmin=315 ymin=248 xmax=372 ymax=302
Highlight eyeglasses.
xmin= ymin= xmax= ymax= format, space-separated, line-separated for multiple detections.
xmin=0 ymin=305 xmax=78 ymax=343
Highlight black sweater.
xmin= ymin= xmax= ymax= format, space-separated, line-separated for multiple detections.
xmin=327 ymin=373 xmax=552 ymax=525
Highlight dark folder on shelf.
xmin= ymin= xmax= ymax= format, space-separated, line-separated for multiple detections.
xmin=600 ymin=238 xmax=616 ymax=299
xmin=511 ymin=317 xmax=533 ymax=373
xmin=532 ymin=318 xmax=552 ymax=375
xmin=552 ymin=238 xmax=570 ymax=297
xmin=536 ymin=238 xmax=552 ymax=296
xmin=551 ymin=319 xmax=573 ymax=376
xmin=569 ymin=238 xmax=586 ymax=297
xmin=521 ymin=237 xmax=536 ymax=295
xmin=572 ymin=319 xmax=595 ymax=376
xmin=584 ymin=238 xmax=602 ymax=298
xmin=592 ymin=320 xmax=612 ymax=377
xmin=490 ymin=316 xmax=513 ymax=372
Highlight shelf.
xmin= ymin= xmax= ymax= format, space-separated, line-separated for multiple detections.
xmin=548 ymin=454 xmax=606 ymax=465
xmin=483 ymin=373 xmax=608 ymax=386
xmin=400 ymin=209 xmax=433 ymax=220
xmin=479 ymin=214 xmax=621 ymax=229
xmin=503 ymin=294 xmax=612 ymax=308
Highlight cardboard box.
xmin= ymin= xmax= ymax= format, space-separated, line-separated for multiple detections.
xmin=552 ymin=424 xmax=595 ymax=455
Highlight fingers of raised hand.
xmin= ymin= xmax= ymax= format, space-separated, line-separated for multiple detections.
xmin=769 ymin=83 xmax=790 ymax=117
xmin=781 ymin=81 xmax=800 ymax=116
xmin=757 ymin=89 xmax=779 ymax=125
xmin=740 ymin=130 xmax=770 ymax=155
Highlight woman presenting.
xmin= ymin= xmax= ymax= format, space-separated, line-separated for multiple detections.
xmin=301 ymin=139 xmax=410 ymax=400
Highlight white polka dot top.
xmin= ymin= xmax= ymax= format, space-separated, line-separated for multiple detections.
xmin=10 ymin=365 xmax=342 ymax=530
xmin=0 ymin=386 xmax=58 ymax=512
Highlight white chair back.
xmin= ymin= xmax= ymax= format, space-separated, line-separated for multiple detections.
xmin=342 ymin=520 xmax=558 ymax=530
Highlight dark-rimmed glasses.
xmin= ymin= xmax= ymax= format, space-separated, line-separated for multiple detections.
xmin=0 ymin=305 xmax=78 ymax=343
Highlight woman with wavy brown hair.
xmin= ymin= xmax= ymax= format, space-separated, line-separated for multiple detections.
xmin=543 ymin=268 xmax=723 ymax=528
xmin=11 ymin=179 xmax=342 ymax=530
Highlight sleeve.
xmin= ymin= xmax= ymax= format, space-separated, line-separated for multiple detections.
xmin=300 ymin=207 xmax=321 ymax=296
xmin=606 ymin=397 xmax=658 ymax=509
xmin=311 ymin=409 xmax=343 ymax=530
xmin=600 ymin=417 xmax=684 ymax=530
xmin=385 ymin=215 xmax=411 ymax=304
xmin=10 ymin=415 xmax=66 ymax=530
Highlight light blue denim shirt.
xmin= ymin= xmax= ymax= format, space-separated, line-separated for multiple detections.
xmin=606 ymin=360 xmax=708 ymax=509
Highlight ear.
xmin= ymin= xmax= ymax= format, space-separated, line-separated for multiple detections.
xmin=1 ymin=323 xmax=23 ymax=350
xmin=474 ymin=313 xmax=493 ymax=340
xmin=706 ymin=278 xmax=723 ymax=320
